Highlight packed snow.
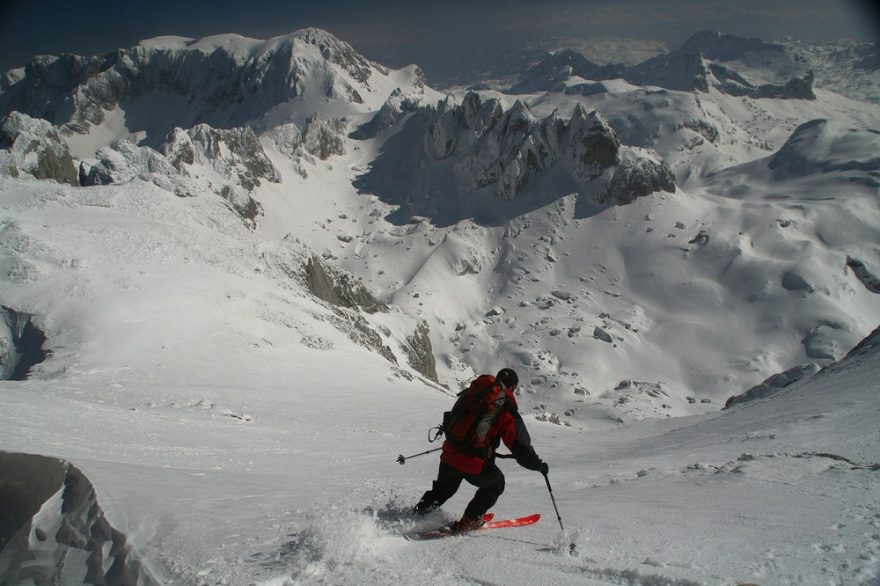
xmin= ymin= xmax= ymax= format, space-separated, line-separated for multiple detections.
xmin=1 ymin=28 xmax=879 ymax=585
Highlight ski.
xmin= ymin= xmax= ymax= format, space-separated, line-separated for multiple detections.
xmin=482 ymin=513 xmax=540 ymax=530
xmin=406 ymin=513 xmax=539 ymax=541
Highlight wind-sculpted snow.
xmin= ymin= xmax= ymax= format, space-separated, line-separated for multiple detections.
xmin=768 ymin=118 xmax=880 ymax=178
xmin=0 ymin=452 xmax=158 ymax=585
xmin=705 ymin=117 xmax=880 ymax=193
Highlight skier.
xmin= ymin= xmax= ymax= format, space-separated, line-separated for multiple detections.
xmin=414 ymin=368 xmax=548 ymax=532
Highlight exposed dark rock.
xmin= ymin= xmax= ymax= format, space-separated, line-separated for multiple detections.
xmin=0 ymin=305 xmax=48 ymax=380
xmin=846 ymin=256 xmax=880 ymax=294
xmin=426 ymin=95 xmax=674 ymax=203
xmin=329 ymin=309 xmax=397 ymax=365
xmin=403 ymin=320 xmax=438 ymax=382
xmin=724 ymin=363 xmax=820 ymax=408
xmin=605 ymin=154 xmax=677 ymax=204
xmin=304 ymin=255 xmax=387 ymax=314
xmin=301 ymin=115 xmax=347 ymax=160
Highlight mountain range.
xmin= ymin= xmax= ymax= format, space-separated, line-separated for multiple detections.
xmin=0 ymin=27 xmax=879 ymax=585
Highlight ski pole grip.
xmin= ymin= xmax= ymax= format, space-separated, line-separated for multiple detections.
xmin=397 ymin=455 xmax=406 ymax=465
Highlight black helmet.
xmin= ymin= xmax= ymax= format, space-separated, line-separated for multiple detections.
xmin=496 ymin=368 xmax=519 ymax=389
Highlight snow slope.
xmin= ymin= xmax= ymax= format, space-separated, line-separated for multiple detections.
xmin=1 ymin=27 xmax=880 ymax=585
xmin=0 ymin=173 xmax=878 ymax=584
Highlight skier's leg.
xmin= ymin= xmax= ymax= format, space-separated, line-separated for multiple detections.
xmin=415 ymin=461 xmax=463 ymax=514
xmin=462 ymin=463 xmax=505 ymax=519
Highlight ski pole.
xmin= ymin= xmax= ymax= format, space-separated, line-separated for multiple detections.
xmin=396 ymin=447 xmax=442 ymax=465
xmin=543 ymin=472 xmax=565 ymax=532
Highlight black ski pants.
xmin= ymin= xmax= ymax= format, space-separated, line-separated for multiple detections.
xmin=420 ymin=460 xmax=505 ymax=519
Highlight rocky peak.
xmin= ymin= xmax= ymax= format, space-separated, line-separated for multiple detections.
xmin=290 ymin=28 xmax=385 ymax=85
xmin=567 ymin=105 xmax=620 ymax=177
xmin=510 ymin=50 xmax=626 ymax=93
xmin=0 ymin=111 xmax=78 ymax=185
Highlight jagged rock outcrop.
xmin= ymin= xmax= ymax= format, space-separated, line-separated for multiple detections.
xmin=422 ymin=94 xmax=675 ymax=202
xmin=403 ymin=319 xmax=438 ymax=382
xmin=301 ymin=115 xmax=347 ymax=160
xmin=165 ymin=124 xmax=280 ymax=189
xmin=0 ymin=112 xmax=78 ymax=185
xmin=81 ymin=123 xmax=281 ymax=224
xmin=0 ymin=452 xmax=158 ymax=585
xmin=846 ymin=256 xmax=880 ymax=294
xmin=84 ymin=137 xmax=183 ymax=190
xmin=304 ymin=255 xmax=387 ymax=314
xmin=724 ymin=363 xmax=820 ymax=408
xmin=264 ymin=115 xmax=349 ymax=178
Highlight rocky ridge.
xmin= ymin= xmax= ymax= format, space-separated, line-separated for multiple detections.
xmin=421 ymin=92 xmax=675 ymax=202
xmin=0 ymin=28 xmax=393 ymax=135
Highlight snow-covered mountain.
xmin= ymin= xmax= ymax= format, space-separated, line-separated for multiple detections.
xmin=778 ymin=37 xmax=880 ymax=105
xmin=0 ymin=28 xmax=430 ymax=140
xmin=1 ymin=27 xmax=879 ymax=585
xmin=513 ymin=31 xmax=816 ymax=100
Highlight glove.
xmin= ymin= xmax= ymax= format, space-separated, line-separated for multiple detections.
xmin=539 ymin=462 xmax=549 ymax=476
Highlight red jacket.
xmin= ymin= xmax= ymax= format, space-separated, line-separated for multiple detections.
xmin=441 ymin=382 xmax=543 ymax=475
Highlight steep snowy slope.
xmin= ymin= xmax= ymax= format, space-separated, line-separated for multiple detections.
xmin=0 ymin=164 xmax=876 ymax=582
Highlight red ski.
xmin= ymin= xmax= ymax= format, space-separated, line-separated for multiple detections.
xmin=482 ymin=513 xmax=540 ymax=530
xmin=407 ymin=513 xmax=539 ymax=540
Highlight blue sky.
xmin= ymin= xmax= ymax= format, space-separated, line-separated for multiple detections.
xmin=1 ymin=0 xmax=877 ymax=84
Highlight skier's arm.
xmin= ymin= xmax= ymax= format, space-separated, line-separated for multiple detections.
xmin=500 ymin=411 xmax=545 ymax=471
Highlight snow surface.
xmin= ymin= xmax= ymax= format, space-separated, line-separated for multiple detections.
xmin=1 ymin=27 xmax=880 ymax=585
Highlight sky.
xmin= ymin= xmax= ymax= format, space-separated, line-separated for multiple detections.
xmin=1 ymin=0 xmax=878 ymax=85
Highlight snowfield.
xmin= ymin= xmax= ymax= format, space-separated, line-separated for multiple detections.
xmin=1 ymin=28 xmax=879 ymax=585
